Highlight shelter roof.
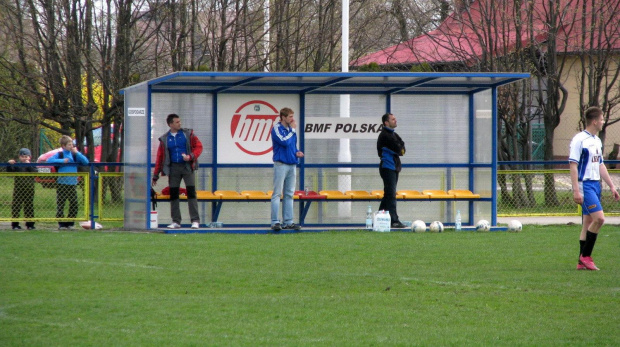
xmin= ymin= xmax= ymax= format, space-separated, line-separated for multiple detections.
xmin=124 ymin=71 xmax=529 ymax=95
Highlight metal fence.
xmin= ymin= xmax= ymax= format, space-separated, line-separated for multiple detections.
xmin=0 ymin=171 xmax=90 ymax=225
xmin=98 ymin=173 xmax=124 ymax=221
xmin=1 ymin=162 xmax=618 ymax=229
xmin=497 ymin=169 xmax=620 ymax=216
xmin=497 ymin=161 xmax=620 ymax=217
xmin=0 ymin=163 xmax=123 ymax=229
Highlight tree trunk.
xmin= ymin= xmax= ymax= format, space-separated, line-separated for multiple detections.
xmin=543 ymin=123 xmax=559 ymax=205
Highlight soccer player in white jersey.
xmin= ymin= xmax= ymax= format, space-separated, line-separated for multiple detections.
xmin=569 ymin=106 xmax=619 ymax=270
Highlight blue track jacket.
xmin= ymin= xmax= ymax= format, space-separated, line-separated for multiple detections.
xmin=271 ymin=122 xmax=299 ymax=165
xmin=47 ymin=149 xmax=89 ymax=185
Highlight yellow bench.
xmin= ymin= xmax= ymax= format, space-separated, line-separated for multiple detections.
xmin=346 ymin=190 xmax=379 ymax=199
xmin=153 ymin=189 xmax=484 ymax=225
xmin=423 ymin=189 xmax=454 ymax=199
xmin=240 ymin=190 xmax=271 ymax=200
xmin=448 ymin=189 xmax=481 ymax=199
xmin=155 ymin=189 xmax=482 ymax=201
xmin=398 ymin=190 xmax=428 ymax=199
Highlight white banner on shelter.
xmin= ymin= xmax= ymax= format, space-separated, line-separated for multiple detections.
xmin=304 ymin=117 xmax=382 ymax=139
xmin=217 ymin=95 xmax=299 ymax=164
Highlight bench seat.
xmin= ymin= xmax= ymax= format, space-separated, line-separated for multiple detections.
xmin=423 ymin=189 xmax=454 ymax=199
xmin=319 ymin=190 xmax=352 ymax=199
xmin=398 ymin=190 xmax=428 ymax=199
xmin=346 ymin=190 xmax=379 ymax=199
xmin=448 ymin=189 xmax=481 ymax=199
xmin=240 ymin=190 xmax=271 ymax=200
xmin=152 ymin=189 xmax=485 ymax=226
xmin=155 ymin=189 xmax=482 ymax=201
xmin=214 ymin=190 xmax=244 ymax=199
xmin=294 ymin=190 xmax=327 ymax=199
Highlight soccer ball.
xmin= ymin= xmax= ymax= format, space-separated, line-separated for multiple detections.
xmin=508 ymin=219 xmax=522 ymax=232
xmin=475 ymin=219 xmax=490 ymax=232
xmin=79 ymin=221 xmax=103 ymax=230
xmin=412 ymin=220 xmax=426 ymax=232
xmin=429 ymin=221 xmax=444 ymax=233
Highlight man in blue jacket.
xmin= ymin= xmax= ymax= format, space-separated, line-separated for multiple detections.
xmin=271 ymin=107 xmax=304 ymax=231
xmin=47 ymin=135 xmax=90 ymax=230
xmin=377 ymin=113 xmax=406 ymax=228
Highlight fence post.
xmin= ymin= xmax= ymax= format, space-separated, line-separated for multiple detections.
xmin=88 ymin=163 xmax=98 ymax=228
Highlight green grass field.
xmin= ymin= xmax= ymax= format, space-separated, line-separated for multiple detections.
xmin=1 ymin=226 xmax=619 ymax=346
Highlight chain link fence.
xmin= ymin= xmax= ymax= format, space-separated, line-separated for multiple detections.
xmin=0 ymin=164 xmax=125 ymax=229
xmin=1 ymin=163 xmax=618 ymax=228
xmin=0 ymin=172 xmax=90 ymax=227
xmin=98 ymin=173 xmax=124 ymax=221
xmin=497 ymin=168 xmax=620 ymax=216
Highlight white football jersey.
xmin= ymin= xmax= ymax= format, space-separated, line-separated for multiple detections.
xmin=568 ymin=130 xmax=603 ymax=181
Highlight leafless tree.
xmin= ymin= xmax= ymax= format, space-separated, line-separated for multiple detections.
xmin=574 ymin=1 xmax=620 ymax=150
xmin=0 ymin=0 xmax=448 ymax=161
xmin=350 ymin=0 xmax=443 ymax=64
xmin=398 ymin=0 xmax=540 ymax=207
xmin=0 ymin=0 xmax=97 ymax=154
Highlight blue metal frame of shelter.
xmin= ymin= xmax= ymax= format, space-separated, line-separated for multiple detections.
xmin=123 ymin=72 xmax=530 ymax=230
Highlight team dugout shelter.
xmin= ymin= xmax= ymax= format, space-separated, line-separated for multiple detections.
xmin=122 ymin=72 xmax=529 ymax=231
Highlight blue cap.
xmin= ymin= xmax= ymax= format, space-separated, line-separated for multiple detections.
xmin=19 ymin=148 xmax=31 ymax=157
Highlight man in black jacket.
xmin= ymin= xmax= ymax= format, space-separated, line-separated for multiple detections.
xmin=377 ymin=113 xmax=406 ymax=228
xmin=7 ymin=148 xmax=37 ymax=230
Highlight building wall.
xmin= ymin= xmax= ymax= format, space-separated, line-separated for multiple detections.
xmin=553 ymin=55 xmax=620 ymax=159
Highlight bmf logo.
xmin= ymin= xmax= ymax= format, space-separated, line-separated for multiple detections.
xmin=231 ymin=100 xmax=279 ymax=155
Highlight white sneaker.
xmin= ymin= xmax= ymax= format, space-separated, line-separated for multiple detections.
xmin=167 ymin=223 xmax=181 ymax=229
xmin=191 ymin=222 xmax=200 ymax=229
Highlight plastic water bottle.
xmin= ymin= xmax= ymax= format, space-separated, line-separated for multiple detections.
xmin=366 ymin=206 xmax=373 ymax=229
xmin=455 ymin=210 xmax=462 ymax=231
xmin=304 ymin=186 xmax=309 ymax=195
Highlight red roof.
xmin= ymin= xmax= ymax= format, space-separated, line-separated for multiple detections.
xmin=352 ymin=0 xmax=620 ymax=67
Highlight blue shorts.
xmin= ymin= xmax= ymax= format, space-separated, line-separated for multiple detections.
xmin=580 ymin=180 xmax=602 ymax=215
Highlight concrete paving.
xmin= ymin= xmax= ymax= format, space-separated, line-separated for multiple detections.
xmin=497 ymin=215 xmax=620 ymax=226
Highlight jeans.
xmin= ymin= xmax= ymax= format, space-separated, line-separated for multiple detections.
xmin=271 ymin=161 xmax=296 ymax=226
xmin=379 ymin=167 xmax=400 ymax=223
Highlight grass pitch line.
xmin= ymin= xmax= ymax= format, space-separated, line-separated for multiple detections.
xmin=328 ymin=271 xmax=523 ymax=291
xmin=0 ymin=303 xmax=75 ymax=328
xmin=60 ymin=258 xmax=166 ymax=270
xmin=0 ymin=314 xmax=76 ymax=328
xmin=399 ymin=276 xmax=520 ymax=291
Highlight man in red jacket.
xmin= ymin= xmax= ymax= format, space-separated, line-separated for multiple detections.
xmin=152 ymin=114 xmax=203 ymax=229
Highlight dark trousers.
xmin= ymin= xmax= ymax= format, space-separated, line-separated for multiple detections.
xmin=57 ymin=184 xmax=78 ymax=227
xmin=12 ymin=188 xmax=35 ymax=228
xmin=168 ymin=163 xmax=199 ymax=224
xmin=379 ymin=167 xmax=400 ymax=223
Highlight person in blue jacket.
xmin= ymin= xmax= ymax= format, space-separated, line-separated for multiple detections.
xmin=377 ymin=113 xmax=406 ymax=228
xmin=47 ymin=135 xmax=89 ymax=230
xmin=270 ymin=107 xmax=304 ymax=231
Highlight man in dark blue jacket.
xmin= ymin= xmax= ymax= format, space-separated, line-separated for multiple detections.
xmin=377 ymin=113 xmax=406 ymax=228
xmin=270 ymin=107 xmax=304 ymax=231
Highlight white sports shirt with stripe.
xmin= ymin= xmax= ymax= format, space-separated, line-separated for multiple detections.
xmin=568 ymin=130 xmax=603 ymax=182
